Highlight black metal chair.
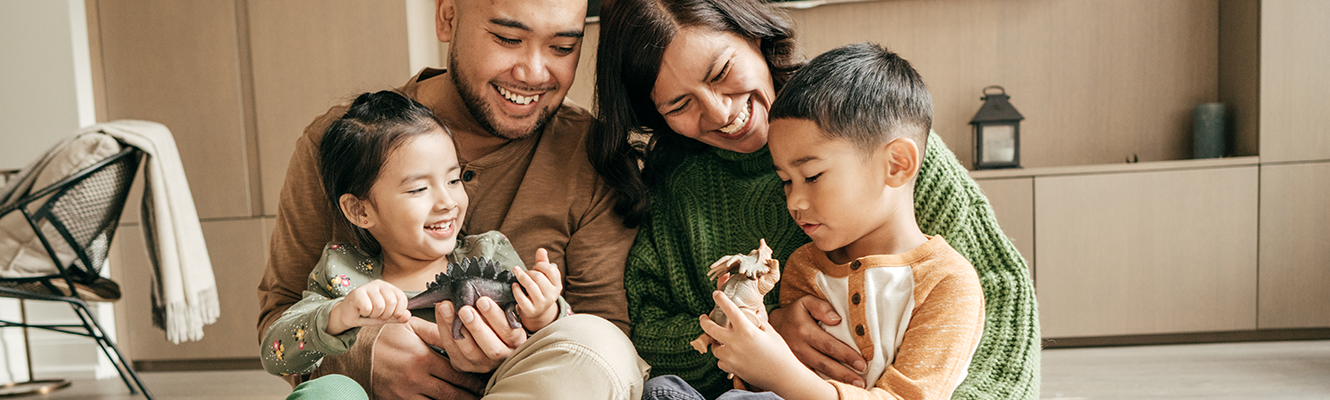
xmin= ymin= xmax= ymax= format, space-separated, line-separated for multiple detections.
xmin=0 ymin=143 xmax=153 ymax=399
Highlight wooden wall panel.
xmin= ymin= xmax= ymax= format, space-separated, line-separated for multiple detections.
xmin=96 ymin=0 xmax=255 ymax=220
xmin=786 ymin=0 xmax=1219 ymax=169
xmin=1258 ymin=162 xmax=1330 ymax=329
xmin=1259 ymin=0 xmax=1330 ymax=163
xmin=1218 ymin=0 xmax=1260 ymax=158
xmin=112 ymin=219 xmax=269 ymax=360
xmin=1034 ymin=166 xmax=1258 ymax=337
xmin=974 ymin=177 xmax=1034 ymax=278
xmin=248 ymin=0 xmax=411 ymax=216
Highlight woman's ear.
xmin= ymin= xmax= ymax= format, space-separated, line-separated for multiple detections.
xmin=882 ymin=138 xmax=920 ymax=189
xmin=340 ymin=193 xmax=374 ymax=229
xmin=436 ymin=0 xmax=458 ymax=43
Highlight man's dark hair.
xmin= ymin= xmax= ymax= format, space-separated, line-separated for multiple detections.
xmin=770 ymin=42 xmax=932 ymax=157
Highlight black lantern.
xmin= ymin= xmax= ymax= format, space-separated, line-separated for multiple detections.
xmin=970 ymin=85 xmax=1024 ymax=169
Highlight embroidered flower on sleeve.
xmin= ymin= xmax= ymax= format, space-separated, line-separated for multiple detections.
xmin=294 ymin=326 xmax=308 ymax=350
xmin=271 ymin=340 xmax=284 ymax=361
xmin=358 ymin=259 xmax=375 ymax=272
xmin=331 ymin=275 xmax=351 ymax=288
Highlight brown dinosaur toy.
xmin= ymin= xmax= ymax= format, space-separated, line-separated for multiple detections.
xmin=691 ymin=239 xmax=782 ymax=354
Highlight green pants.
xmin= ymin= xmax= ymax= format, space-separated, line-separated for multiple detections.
xmin=288 ymin=374 xmax=368 ymax=400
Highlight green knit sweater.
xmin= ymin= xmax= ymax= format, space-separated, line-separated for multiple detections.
xmin=624 ymin=133 xmax=1040 ymax=400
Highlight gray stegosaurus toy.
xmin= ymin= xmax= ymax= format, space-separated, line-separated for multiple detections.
xmin=406 ymin=256 xmax=520 ymax=339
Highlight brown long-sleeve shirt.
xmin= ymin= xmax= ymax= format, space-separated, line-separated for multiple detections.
xmin=256 ymin=68 xmax=635 ymax=388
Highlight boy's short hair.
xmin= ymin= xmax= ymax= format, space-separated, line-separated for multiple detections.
xmin=770 ymin=42 xmax=932 ymax=157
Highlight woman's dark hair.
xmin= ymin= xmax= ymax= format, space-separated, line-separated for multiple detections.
xmin=589 ymin=0 xmax=803 ymax=228
xmin=320 ymin=90 xmax=449 ymax=255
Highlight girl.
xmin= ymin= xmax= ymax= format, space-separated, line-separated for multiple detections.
xmin=261 ymin=90 xmax=568 ymax=377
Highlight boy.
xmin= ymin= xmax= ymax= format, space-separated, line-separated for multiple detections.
xmin=699 ymin=42 xmax=985 ymax=400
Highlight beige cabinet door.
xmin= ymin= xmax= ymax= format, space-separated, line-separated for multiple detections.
xmin=1035 ymin=166 xmax=1259 ymax=338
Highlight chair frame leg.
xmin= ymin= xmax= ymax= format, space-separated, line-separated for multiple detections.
xmin=66 ymin=299 xmax=153 ymax=399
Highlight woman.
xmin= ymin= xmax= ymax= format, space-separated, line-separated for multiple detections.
xmin=590 ymin=0 xmax=1040 ymax=398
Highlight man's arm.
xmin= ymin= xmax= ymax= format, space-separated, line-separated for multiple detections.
xmin=560 ymin=174 xmax=636 ymax=334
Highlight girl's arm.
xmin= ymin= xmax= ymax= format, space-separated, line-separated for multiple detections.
xmin=261 ymin=291 xmax=358 ymax=377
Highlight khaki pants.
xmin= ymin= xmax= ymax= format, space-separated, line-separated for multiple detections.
xmin=486 ymin=314 xmax=650 ymax=400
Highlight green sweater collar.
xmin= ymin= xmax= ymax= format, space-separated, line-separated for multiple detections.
xmin=710 ymin=145 xmax=774 ymax=175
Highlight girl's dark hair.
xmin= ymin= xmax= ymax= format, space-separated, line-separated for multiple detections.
xmin=319 ymin=90 xmax=448 ymax=255
xmin=589 ymin=0 xmax=803 ymax=228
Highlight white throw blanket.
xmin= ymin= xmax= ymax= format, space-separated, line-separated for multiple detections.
xmin=88 ymin=120 xmax=219 ymax=343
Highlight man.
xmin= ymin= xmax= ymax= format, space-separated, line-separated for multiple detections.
xmin=256 ymin=0 xmax=643 ymax=398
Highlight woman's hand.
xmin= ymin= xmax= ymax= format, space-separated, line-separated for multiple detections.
xmin=514 ymin=248 xmax=563 ymax=331
xmin=769 ymin=295 xmax=868 ymax=388
xmin=327 ymin=280 xmax=410 ymax=335
xmin=433 ymin=298 xmax=529 ymax=373
xmin=700 ymin=291 xmax=836 ymax=399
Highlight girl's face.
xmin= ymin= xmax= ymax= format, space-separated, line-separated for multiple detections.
xmin=651 ymin=27 xmax=775 ymax=154
xmin=361 ymin=130 xmax=468 ymax=264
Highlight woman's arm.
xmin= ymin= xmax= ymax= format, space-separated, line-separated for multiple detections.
xmin=625 ymin=219 xmax=735 ymax=398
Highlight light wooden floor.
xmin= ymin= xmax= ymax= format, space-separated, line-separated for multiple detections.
xmin=21 ymin=340 xmax=1330 ymax=399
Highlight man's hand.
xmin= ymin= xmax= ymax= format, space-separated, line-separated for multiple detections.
xmin=434 ymin=298 xmax=529 ymax=373
xmin=769 ymin=295 xmax=868 ymax=388
xmin=370 ymin=318 xmax=486 ymax=399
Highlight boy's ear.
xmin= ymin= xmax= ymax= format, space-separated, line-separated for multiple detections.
xmin=436 ymin=0 xmax=458 ymax=43
xmin=882 ymin=138 xmax=920 ymax=189
xmin=339 ymin=193 xmax=375 ymax=229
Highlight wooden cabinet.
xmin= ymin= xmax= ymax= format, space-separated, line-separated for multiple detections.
xmin=973 ymin=158 xmax=1282 ymax=339
xmin=1033 ymin=165 xmax=1258 ymax=337
xmin=1257 ymin=162 xmax=1330 ymax=329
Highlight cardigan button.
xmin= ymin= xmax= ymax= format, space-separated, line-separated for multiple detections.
xmin=850 ymin=260 xmax=861 ymax=270
xmin=855 ymin=325 xmax=865 ymax=336
xmin=462 ymin=170 xmax=476 ymax=182
xmin=852 ymin=293 xmax=861 ymax=305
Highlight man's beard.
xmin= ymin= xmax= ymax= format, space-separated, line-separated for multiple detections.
xmin=450 ymin=52 xmax=559 ymax=140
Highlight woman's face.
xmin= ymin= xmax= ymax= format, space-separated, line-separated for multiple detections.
xmin=651 ymin=27 xmax=775 ymax=154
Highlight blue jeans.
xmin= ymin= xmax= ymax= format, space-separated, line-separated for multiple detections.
xmin=642 ymin=375 xmax=783 ymax=400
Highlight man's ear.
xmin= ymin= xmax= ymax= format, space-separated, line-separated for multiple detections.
xmin=340 ymin=193 xmax=375 ymax=229
xmin=882 ymin=138 xmax=920 ymax=189
xmin=436 ymin=0 xmax=458 ymax=43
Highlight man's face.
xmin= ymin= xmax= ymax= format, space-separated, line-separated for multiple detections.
xmin=447 ymin=0 xmax=586 ymax=139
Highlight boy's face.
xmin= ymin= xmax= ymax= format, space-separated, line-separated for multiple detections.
xmin=770 ymin=118 xmax=909 ymax=260
xmin=441 ymin=0 xmax=586 ymax=139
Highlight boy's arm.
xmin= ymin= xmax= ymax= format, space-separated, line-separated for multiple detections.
xmin=829 ymin=269 xmax=986 ymax=400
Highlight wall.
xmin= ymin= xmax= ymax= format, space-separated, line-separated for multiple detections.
xmin=0 ymin=0 xmax=95 ymax=169
xmin=569 ymin=0 xmax=1238 ymax=169
xmin=87 ymin=0 xmax=417 ymax=366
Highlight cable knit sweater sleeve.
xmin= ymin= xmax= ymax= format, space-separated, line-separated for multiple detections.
xmin=913 ymin=133 xmax=1041 ymax=400
xmin=625 ymin=146 xmax=810 ymax=399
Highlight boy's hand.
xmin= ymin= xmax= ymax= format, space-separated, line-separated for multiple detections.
xmin=700 ymin=291 xmax=836 ymax=399
xmin=514 ymin=248 xmax=563 ymax=331
xmin=327 ymin=280 xmax=410 ymax=335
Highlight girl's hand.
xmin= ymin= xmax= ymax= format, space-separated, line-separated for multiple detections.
xmin=699 ymin=291 xmax=837 ymax=399
xmin=514 ymin=248 xmax=563 ymax=331
xmin=327 ymin=280 xmax=410 ymax=335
